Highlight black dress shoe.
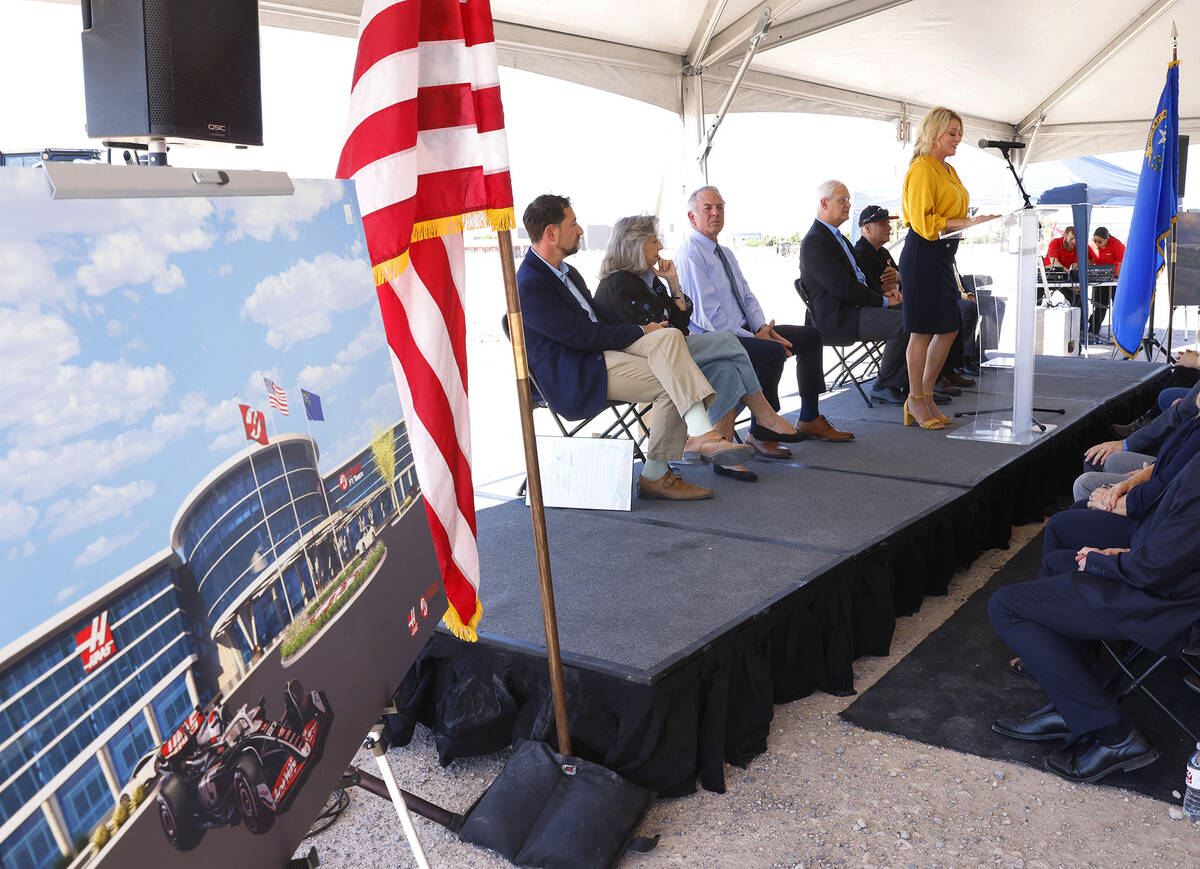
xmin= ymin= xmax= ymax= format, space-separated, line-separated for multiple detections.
xmin=930 ymin=390 xmax=952 ymax=405
xmin=1185 ymin=670 xmax=1200 ymax=695
xmin=714 ymin=464 xmax=758 ymax=483
xmin=992 ymin=704 xmax=1070 ymax=742
xmin=1045 ymin=729 xmax=1158 ymax=783
xmin=868 ymin=385 xmax=906 ymax=405
xmin=750 ymin=424 xmax=810 ymax=444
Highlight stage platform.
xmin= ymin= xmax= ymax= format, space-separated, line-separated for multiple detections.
xmin=389 ymin=356 xmax=1166 ymax=796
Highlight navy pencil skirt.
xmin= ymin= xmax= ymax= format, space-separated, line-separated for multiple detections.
xmin=899 ymin=231 xmax=960 ymax=334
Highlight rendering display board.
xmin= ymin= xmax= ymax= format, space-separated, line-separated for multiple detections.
xmin=0 ymin=168 xmax=443 ymax=869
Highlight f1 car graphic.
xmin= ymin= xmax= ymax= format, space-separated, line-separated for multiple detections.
xmin=154 ymin=679 xmax=332 ymax=850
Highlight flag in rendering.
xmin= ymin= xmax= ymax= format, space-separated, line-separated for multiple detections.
xmin=337 ymin=0 xmax=513 ymax=641
xmin=302 ymin=388 xmax=325 ymax=421
xmin=263 ymin=375 xmax=290 ymax=415
xmin=239 ymin=404 xmax=269 ymax=445
xmin=1112 ymin=59 xmax=1180 ymax=357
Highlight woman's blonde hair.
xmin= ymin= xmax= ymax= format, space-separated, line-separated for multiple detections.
xmin=911 ymin=107 xmax=964 ymax=163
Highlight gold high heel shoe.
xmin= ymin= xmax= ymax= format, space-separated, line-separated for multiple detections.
xmin=904 ymin=394 xmax=945 ymax=430
xmin=926 ymin=394 xmax=951 ymax=425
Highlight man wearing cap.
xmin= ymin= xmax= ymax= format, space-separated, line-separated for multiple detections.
xmin=799 ymin=182 xmax=909 ymax=405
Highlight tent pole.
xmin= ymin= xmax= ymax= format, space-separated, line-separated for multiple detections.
xmin=496 ymin=229 xmax=573 ymax=755
xmin=698 ymin=8 xmax=771 ymax=172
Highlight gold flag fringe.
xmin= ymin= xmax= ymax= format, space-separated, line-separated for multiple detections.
xmin=372 ymin=250 xmax=411 ymax=286
xmin=441 ymin=597 xmax=483 ymax=642
xmin=371 ymin=207 xmax=516 ymax=286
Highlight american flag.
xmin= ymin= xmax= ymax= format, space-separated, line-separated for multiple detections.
xmin=337 ymin=0 xmax=513 ymax=641
xmin=263 ymin=376 xmax=289 ymax=415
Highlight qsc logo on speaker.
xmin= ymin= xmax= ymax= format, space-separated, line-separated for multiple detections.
xmin=207 ymin=122 xmax=228 ymax=136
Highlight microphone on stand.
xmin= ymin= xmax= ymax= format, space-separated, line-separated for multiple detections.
xmin=978 ymin=139 xmax=1026 ymax=150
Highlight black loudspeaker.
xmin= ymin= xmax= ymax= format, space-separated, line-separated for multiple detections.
xmin=1179 ymin=134 xmax=1190 ymax=199
xmin=82 ymin=0 xmax=263 ymax=147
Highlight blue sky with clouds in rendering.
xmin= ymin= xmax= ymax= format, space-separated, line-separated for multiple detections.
xmin=0 ymin=172 xmax=400 ymax=644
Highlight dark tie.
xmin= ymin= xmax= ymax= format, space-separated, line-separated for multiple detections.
xmin=713 ymin=244 xmax=752 ymax=329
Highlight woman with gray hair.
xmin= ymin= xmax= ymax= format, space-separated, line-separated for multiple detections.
xmin=593 ymin=214 xmax=806 ymax=482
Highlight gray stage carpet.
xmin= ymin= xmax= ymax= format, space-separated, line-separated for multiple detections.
xmin=473 ymin=356 xmax=1161 ymax=682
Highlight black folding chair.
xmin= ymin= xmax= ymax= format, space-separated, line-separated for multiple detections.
xmin=794 ymin=278 xmax=884 ymax=408
xmin=501 ymin=315 xmax=650 ymax=496
xmin=1100 ymin=641 xmax=1200 ymax=742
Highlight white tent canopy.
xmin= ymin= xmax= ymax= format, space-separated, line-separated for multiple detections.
xmin=49 ymin=0 xmax=1199 ymax=163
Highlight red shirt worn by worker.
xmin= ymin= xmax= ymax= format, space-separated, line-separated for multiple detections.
xmin=1044 ymin=236 xmax=1079 ymax=269
xmin=1090 ymin=236 xmax=1125 ymax=276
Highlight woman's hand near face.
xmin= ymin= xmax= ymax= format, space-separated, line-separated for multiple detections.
xmin=654 ymin=256 xmax=680 ymax=290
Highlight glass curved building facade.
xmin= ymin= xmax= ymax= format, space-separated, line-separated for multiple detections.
xmin=1 ymin=423 xmax=415 ymax=868
xmin=172 ymin=436 xmax=332 ymax=641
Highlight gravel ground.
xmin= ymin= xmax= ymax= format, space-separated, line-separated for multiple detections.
xmin=294 ymin=521 xmax=1200 ymax=868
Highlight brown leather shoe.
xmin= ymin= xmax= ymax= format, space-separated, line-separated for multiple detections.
xmin=691 ymin=434 xmax=756 ymax=467
xmin=949 ymin=371 xmax=975 ymax=387
xmin=794 ymin=415 xmax=854 ymax=442
xmin=745 ymin=434 xmax=792 ymax=459
xmin=637 ymin=470 xmax=714 ymax=500
xmin=935 ymin=376 xmax=962 ymax=396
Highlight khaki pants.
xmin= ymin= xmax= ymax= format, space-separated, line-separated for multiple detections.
xmin=603 ymin=328 xmax=714 ymax=462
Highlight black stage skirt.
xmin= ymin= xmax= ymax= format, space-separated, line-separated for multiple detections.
xmin=899 ymin=231 xmax=960 ymax=334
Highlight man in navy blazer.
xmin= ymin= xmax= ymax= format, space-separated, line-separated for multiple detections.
xmin=798 ymin=183 xmax=909 ymax=405
xmin=988 ymin=450 xmax=1200 ymax=783
xmin=515 ymin=194 xmax=754 ymax=501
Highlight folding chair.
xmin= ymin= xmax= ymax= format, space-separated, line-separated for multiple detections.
xmin=794 ymin=278 xmax=884 ymax=408
xmin=501 ymin=315 xmax=650 ymax=496
xmin=1100 ymin=640 xmax=1200 ymax=742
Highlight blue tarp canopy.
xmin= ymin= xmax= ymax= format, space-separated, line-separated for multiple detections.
xmin=1034 ymin=156 xmax=1139 ymax=348
xmin=1035 ymin=157 xmax=1139 ymax=206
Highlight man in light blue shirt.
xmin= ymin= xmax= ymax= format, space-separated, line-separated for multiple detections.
xmin=676 ymin=186 xmax=852 ymax=453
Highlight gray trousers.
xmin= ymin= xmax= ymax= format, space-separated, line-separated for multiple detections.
xmin=857 ymin=306 xmax=909 ymax=390
xmin=1072 ymin=450 xmax=1155 ymax=501
xmin=684 ymin=331 xmax=761 ymax=425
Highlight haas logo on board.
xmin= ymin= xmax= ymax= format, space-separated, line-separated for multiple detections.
xmin=75 ymin=611 xmax=117 ymax=673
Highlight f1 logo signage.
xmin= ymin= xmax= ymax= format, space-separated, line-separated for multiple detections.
xmin=76 ymin=611 xmax=117 ymax=672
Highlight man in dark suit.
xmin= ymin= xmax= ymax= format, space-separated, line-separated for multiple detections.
xmin=987 ymin=451 xmax=1200 ymax=783
xmin=799 ymin=183 xmax=909 ymax=405
xmin=515 ymin=194 xmax=753 ymax=501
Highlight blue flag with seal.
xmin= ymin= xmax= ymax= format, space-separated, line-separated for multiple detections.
xmin=301 ymin=388 xmax=324 ymax=421
xmin=1112 ymin=60 xmax=1179 ymax=357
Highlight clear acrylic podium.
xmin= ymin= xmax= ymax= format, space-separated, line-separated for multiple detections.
xmin=946 ymin=208 xmax=1058 ymax=445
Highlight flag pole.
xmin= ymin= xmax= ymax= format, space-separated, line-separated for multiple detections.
xmin=300 ymin=383 xmax=346 ymax=576
xmin=235 ymin=394 xmax=283 ymax=658
xmin=1167 ymin=23 xmax=1179 ymax=359
xmin=496 ymin=229 xmax=572 ymax=755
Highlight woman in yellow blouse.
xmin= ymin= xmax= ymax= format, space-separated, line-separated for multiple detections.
xmin=899 ymin=107 xmax=998 ymax=429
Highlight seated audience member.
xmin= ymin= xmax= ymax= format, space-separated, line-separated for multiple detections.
xmin=1044 ymin=226 xmax=1080 ymax=272
xmin=852 ymin=201 xmax=976 ymax=396
xmin=1074 ymin=376 xmax=1200 ymax=500
xmin=1048 ymin=392 xmax=1200 ymax=557
xmin=594 ymin=215 xmax=809 ymax=483
xmin=799 ymin=187 xmax=909 ymax=406
xmin=1110 ymin=348 xmax=1200 ymax=437
xmin=516 ymin=194 xmax=753 ymax=501
xmin=1087 ymin=226 xmax=1125 ymax=337
xmin=676 ymin=186 xmax=853 ymax=458
xmin=988 ymin=450 xmax=1200 ymax=783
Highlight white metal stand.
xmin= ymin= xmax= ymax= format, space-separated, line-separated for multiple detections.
xmin=364 ymin=723 xmax=430 ymax=869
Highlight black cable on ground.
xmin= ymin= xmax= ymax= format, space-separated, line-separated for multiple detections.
xmin=305 ymin=788 xmax=350 ymax=839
